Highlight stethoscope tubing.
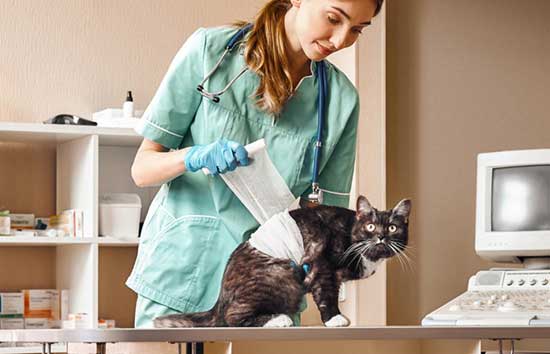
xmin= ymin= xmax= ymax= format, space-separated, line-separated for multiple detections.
xmin=197 ymin=24 xmax=328 ymax=203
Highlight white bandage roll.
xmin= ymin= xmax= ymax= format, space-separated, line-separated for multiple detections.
xmin=206 ymin=139 xmax=297 ymax=224
xmin=248 ymin=209 xmax=304 ymax=264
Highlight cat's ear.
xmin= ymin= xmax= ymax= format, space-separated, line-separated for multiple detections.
xmin=392 ymin=199 xmax=412 ymax=223
xmin=356 ymin=196 xmax=375 ymax=218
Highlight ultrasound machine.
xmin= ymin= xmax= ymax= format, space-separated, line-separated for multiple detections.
xmin=422 ymin=149 xmax=550 ymax=326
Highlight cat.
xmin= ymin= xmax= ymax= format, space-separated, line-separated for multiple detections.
xmin=154 ymin=195 xmax=411 ymax=328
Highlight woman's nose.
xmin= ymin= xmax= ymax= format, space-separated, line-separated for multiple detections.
xmin=331 ymin=30 xmax=352 ymax=51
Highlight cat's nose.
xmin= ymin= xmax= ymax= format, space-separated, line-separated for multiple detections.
xmin=378 ymin=236 xmax=386 ymax=242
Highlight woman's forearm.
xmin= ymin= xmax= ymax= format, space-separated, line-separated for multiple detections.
xmin=131 ymin=147 xmax=191 ymax=187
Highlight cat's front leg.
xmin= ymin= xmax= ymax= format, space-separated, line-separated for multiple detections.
xmin=309 ymin=263 xmax=350 ymax=327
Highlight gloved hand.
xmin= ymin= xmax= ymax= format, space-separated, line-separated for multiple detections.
xmin=184 ymin=139 xmax=249 ymax=175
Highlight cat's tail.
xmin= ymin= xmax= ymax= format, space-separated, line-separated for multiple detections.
xmin=153 ymin=302 xmax=219 ymax=328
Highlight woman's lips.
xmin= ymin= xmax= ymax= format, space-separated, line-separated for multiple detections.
xmin=316 ymin=42 xmax=334 ymax=56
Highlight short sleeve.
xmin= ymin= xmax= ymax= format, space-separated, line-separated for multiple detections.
xmin=314 ymin=95 xmax=360 ymax=208
xmin=135 ymin=28 xmax=206 ymax=149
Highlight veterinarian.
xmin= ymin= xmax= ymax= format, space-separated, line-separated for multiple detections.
xmin=127 ymin=0 xmax=384 ymax=327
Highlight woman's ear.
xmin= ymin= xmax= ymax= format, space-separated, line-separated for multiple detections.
xmin=290 ymin=0 xmax=302 ymax=8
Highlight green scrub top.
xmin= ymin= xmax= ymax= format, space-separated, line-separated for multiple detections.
xmin=126 ymin=26 xmax=360 ymax=315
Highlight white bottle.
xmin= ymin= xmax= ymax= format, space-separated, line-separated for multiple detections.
xmin=123 ymin=91 xmax=134 ymax=118
xmin=0 ymin=210 xmax=10 ymax=236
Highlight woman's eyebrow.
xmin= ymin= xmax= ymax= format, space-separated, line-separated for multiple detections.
xmin=330 ymin=6 xmax=372 ymax=25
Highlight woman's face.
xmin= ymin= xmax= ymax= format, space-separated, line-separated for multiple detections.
xmin=292 ymin=0 xmax=377 ymax=60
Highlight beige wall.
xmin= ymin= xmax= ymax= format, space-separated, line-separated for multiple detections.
xmin=0 ymin=0 xmax=261 ymax=122
xmin=386 ymin=0 xmax=550 ymax=324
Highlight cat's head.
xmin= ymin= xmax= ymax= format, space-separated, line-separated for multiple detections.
xmin=348 ymin=196 xmax=411 ymax=264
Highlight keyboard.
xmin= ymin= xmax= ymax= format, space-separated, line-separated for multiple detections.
xmin=422 ymin=269 xmax=550 ymax=326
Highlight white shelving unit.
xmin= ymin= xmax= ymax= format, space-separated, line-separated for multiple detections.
xmin=0 ymin=343 xmax=65 ymax=354
xmin=0 ymin=122 xmax=155 ymax=333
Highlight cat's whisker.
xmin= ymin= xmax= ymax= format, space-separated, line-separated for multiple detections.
xmin=339 ymin=245 xmax=360 ymax=264
xmin=339 ymin=242 xmax=369 ymax=266
xmin=400 ymin=246 xmax=417 ymax=255
xmin=353 ymin=242 xmax=376 ymax=273
xmin=387 ymin=243 xmax=407 ymax=273
xmin=392 ymin=243 xmax=416 ymax=274
xmin=400 ymin=249 xmax=416 ymax=272
xmin=388 ymin=241 xmax=415 ymax=274
xmin=342 ymin=243 xmax=369 ymax=268
xmin=348 ymin=249 xmax=363 ymax=273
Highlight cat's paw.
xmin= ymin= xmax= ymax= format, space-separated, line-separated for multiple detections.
xmin=324 ymin=314 xmax=350 ymax=327
xmin=263 ymin=314 xmax=294 ymax=327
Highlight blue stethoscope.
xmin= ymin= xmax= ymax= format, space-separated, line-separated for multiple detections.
xmin=197 ymin=24 xmax=327 ymax=204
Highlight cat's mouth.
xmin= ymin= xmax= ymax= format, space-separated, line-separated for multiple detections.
xmin=367 ymin=243 xmax=393 ymax=259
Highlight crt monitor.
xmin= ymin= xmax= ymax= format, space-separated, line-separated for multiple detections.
xmin=475 ymin=149 xmax=550 ymax=268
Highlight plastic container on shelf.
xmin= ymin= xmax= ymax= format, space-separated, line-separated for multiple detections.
xmin=99 ymin=193 xmax=141 ymax=240
xmin=92 ymin=108 xmax=144 ymax=129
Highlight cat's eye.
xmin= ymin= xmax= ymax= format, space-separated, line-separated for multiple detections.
xmin=388 ymin=225 xmax=397 ymax=233
xmin=366 ymin=224 xmax=376 ymax=232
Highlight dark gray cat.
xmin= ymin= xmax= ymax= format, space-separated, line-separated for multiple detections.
xmin=154 ymin=196 xmax=411 ymax=328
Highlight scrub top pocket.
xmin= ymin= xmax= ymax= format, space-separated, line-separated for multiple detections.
xmin=129 ymin=211 xmax=223 ymax=313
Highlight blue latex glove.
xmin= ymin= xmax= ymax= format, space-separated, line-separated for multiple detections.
xmin=184 ymin=139 xmax=249 ymax=175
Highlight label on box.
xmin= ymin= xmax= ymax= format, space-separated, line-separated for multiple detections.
xmin=47 ymin=290 xmax=59 ymax=320
xmin=98 ymin=319 xmax=115 ymax=329
xmin=1 ymin=318 xmax=24 ymax=329
xmin=10 ymin=214 xmax=35 ymax=229
xmin=23 ymin=290 xmax=52 ymax=318
xmin=0 ymin=293 xmax=24 ymax=315
xmin=24 ymin=318 xmax=49 ymax=329
xmin=64 ymin=313 xmax=89 ymax=329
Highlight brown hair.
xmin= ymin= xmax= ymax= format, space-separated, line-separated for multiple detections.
xmin=236 ymin=0 xmax=384 ymax=115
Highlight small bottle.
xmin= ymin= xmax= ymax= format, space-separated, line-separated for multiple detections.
xmin=0 ymin=210 xmax=10 ymax=236
xmin=123 ymin=91 xmax=134 ymax=118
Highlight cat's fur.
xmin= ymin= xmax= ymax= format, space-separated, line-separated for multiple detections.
xmin=154 ymin=196 xmax=411 ymax=327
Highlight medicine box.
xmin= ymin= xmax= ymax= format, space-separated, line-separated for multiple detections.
xmin=23 ymin=290 xmax=51 ymax=318
xmin=63 ymin=313 xmax=89 ymax=329
xmin=99 ymin=193 xmax=141 ymax=240
xmin=48 ymin=209 xmax=84 ymax=238
xmin=0 ymin=293 xmax=24 ymax=315
xmin=0 ymin=317 xmax=24 ymax=329
xmin=24 ymin=318 xmax=49 ymax=329
xmin=22 ymin=289 xmax=69 ymax=321
xmin=98 ymin=319 xmax=115 ymax=329
xmin=10 ymin=214 xmax=34 ymax=229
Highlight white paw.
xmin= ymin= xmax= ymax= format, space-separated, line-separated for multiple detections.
xmin=263 ymin=314 xmax=294 ymax=327
xmin=324 ymin=314 xmax=350 ymax=327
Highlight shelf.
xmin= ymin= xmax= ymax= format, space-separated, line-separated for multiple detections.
xmin=0 ymin=237 xmax=139 ymax=247
xmin=98 ymin=237 xmax=139 ymax=247
xmin=0 ymin=122 xmax=141 ymax=147
xmin=0 ymin=121 xmax=147 ymax=329
xmin=0 ymin=237 xmax=95 ymax=246
xmin=0 ymin=343 xmax=66 ymax=354
xmin=2 ymin=327 xmax=550 ymax=343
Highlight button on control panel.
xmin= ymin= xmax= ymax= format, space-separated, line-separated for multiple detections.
xmin=503 ymin=271 xmax=550 ymax=289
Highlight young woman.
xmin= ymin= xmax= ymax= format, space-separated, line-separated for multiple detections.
xmin=127 ymin=0 xmax=384 ymax=327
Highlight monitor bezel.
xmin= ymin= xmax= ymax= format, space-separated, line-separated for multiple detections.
xmin=475 ymin=149 xmax=550 ymax=263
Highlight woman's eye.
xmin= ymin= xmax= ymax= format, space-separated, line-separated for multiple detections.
xmin=327 ymin=15 xmax=340 ymax=25
xmin=366 ymin=224 xmax=376 ymax=232
xmin=388 ymin=225 xmax=397 ymax=232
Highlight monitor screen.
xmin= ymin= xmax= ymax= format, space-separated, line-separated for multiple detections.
xmin=492 ymin=165 xmax=550 ymax=232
